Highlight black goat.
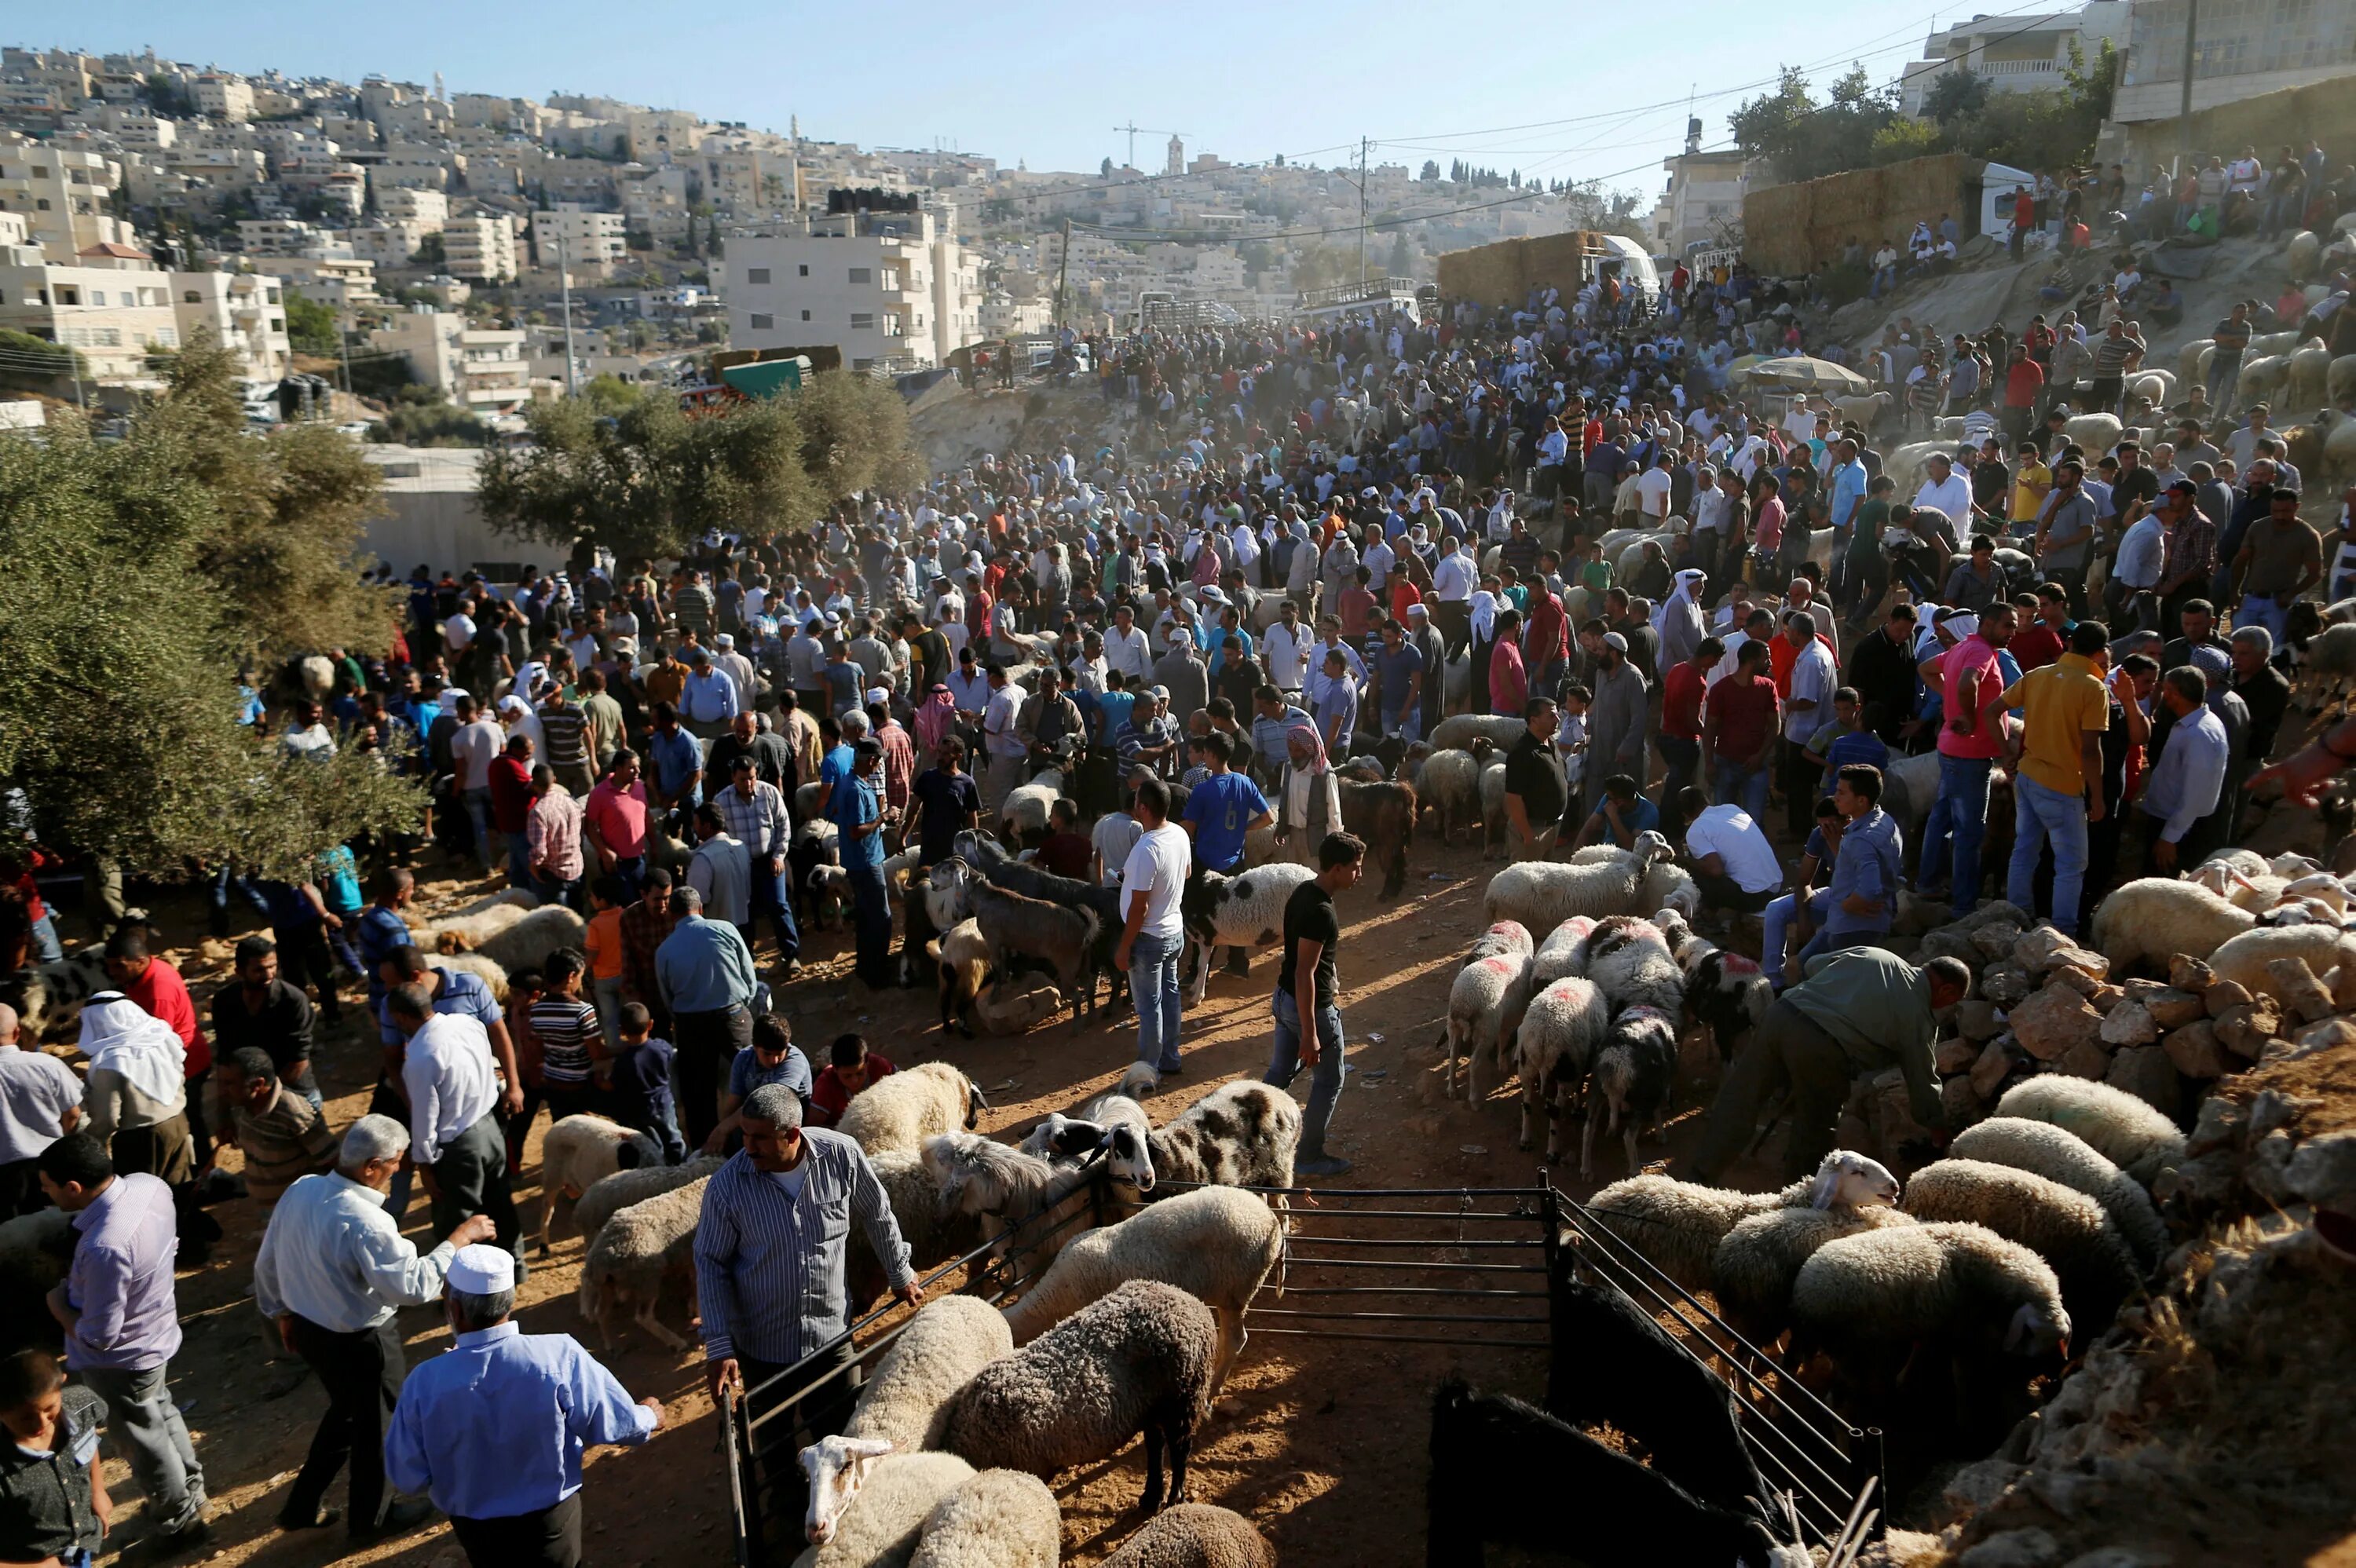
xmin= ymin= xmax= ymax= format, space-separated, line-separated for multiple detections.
xmin=953 ymin=829 xmax=1129 ymax=1012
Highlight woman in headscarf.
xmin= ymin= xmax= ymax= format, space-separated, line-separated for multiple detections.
xmin=912 ymin=682 xmax=959 ymax=757
xmin=1275 ymin=722 xmax=1343 ymax=867
xmin=1466 ymin=586 xmax=1500 ymax=718
xmin=1654 ymin=568 xmax=1709 ymax=670
xmin=77 ymin=992 xmax=195 ymax=1182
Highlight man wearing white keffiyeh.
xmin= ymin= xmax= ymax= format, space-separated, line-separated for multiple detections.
xmin=76 ymin=994 xmax=195 ymax=1184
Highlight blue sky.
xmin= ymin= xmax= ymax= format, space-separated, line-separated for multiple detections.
xmin=35 ymin=0 xmax=1999 ymax=192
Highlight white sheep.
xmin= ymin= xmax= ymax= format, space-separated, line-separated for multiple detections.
xmin=1100 ymin=1504 xmax=1273 ymax=1568
xmin=427 ymin=901 xmax=530 ymax=953
xmin=847 ymin=1296 xmax=1015 ymax=1453
xmin=1948 ymin=1118 xmax=2169 ymax=1269
xmin=446 ymin=886 xmax=541 ymax=919
xmin=1477 ymin=753 xmax=1509 ymax=857
xmin=1144 ymin=1081 xmax=1301 ymax=1191
xmin=2206 ymin=924 xmax=2356 ymax=998
xmin=923 ymin=1131 xmax=1097 ymax=1272
xmin=1580 ymin=1157 xmax=1871 ymax=1292
xmin=1481 ymin=832 xmax=1675 ymax=930
xmin=946 ymin=1279 xmax=1216 ymax=1515
xmin=840 ymin=1062 xmax=988 ymax=1159
xmin=1710 ymin=1197 xmax=1915 ymax=1352
xmin=795 ymin=1447 xmax=976 ymax=1568
xmin=907 ymin=1469 xmax=1060 ymax=1568
xmin=1513 ymin=977 xmax=1610 ymax=1163
xmin=533 ymin=1113 xmax=660 ymax=1257
xmin=1994 ymin=1076 xmax=2188 ymax=1187
xmin=576 ymin=1175 xmax=709 ymax=1350
xmin=1001 ymin=1186 xmax=1284 ymax=1398
xmin=1180 ymin=863 xmax=1318 ymax=1004
xmin=1575 ymin=914 xmax=1685 ymax=1015
xmin=1428 ymin=713 xmax=1526 ymax=752
xmin=1583 ymin=1004 xmax=1679 ymax=1179
xmin=1413 ymin=742 xmax=1494 ymax=846
xmin=476 ymin=903 xmax=591 ymax=974
xmin=1465 ymin=919 xmax=1535 ymax=967
xmin=1442 ymin=949 xmax=1534 ymax=1102
xmin=1528 ymin=916 xmax=1599 ymax=989
xmin=1787 ymin=1220 xmax=2071 ymax=1369
xmin=2087 ymin=878 xmax=2257 ymax=972
xmin=570 ymin=1155 xmax=725 ymax=1252
xmin=1000 ymin=768 xmax=1066 ymax=842
xmin=424 ymin=951 xmax=510 ymax=1003
xmin=1901 ymin=1160 xmax=2142 ymax=1334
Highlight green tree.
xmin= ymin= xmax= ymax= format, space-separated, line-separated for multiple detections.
xmin=0 ymin=328 xmax=84 ymax=395
xmin=1420 ymin=160 xmax=1440 ymax=181
xmin=1922 ymin=71 xmax=1992 ymax=127
xmin=1871 ymin=116 xmax=1944 ymax=165
xmin=1731 ymin=65 xmax=1898 ymax=184
xmin=1387 ymin=232 xmax=1414 ymax=277
xmin=283 ymin=292 xmax=340 ymax=357
xmin=370 ymin=386 xmax=488 ymax=448
xmin=413 ymin=232 xmax=447 ymax=269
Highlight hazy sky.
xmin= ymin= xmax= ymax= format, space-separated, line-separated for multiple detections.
xmin=35 ymin=0 xmax=2010 ymax=194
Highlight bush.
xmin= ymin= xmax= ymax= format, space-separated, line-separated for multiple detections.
xmin=370 ymin=389 xmax=488 ymax=448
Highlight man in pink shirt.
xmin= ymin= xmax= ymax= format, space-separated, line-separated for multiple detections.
xmin=1916 ymin=602 xmax=2016 ymax=910
xmin=526 ymin=766 xmax=586 ymax=908
xmin=584 ymin=750 xmax=653 ymax=897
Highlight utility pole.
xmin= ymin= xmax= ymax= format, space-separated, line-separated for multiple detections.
xmin=558 ymin=221 xmax=579 ymax=397
xmin=2175 ymin=0 xmax=2198 ymax=180
xmin=1051 ymin=217 xmax=1072 ymax=337
xmin=336 ymin=307 xmax=353 ymax=406
xmin=1358 ymin=136 xmax=1370 ymax=285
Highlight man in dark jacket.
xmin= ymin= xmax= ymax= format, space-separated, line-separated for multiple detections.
xmin=1842 ymin=605 xmax=1920 ymax=747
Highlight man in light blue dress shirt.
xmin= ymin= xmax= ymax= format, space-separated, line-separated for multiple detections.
xmin=2132 ymin=665 xmax=2230 ymax=875
xmin=386 ymin=1244 xmax=660 ymax=1567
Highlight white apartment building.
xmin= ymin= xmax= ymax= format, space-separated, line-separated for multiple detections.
xmin=174 ymin=269 xmax=291 ymax=381
xmin=0 ymin=133 xmax=134 ymax=263
xmin=238 ymin=218 xmax=328 ymax=256
xmin=443 ymin=214 xmax=518 ymax=282
xmin=1652 ymin=141 xmax=1756 ymax=257
xmin=979 ymin=293 xmax=1051 ymax=339
xmin=380 ymin=188 xmax=448 ymax=232
xmin=1899 ymin=3 xmax=2131 ymax=115
xmin=531 ymin=206 xmax=628 ymax=269
xmin=723 ymin=205 xmax=981 ymax=371
xmin=251 ymin=250 xmax=379 ymax=307
xmin=348 ymin=221 xmax=429 ymax=269
xmin=0 ymin=239 xmax=177 ymax=382
xmin=2116 ymin=0 xmax=2356 ymax=122
xmin=191 ymin=73 xmax=255 ymax=121
xmin=368 ymin=307 xmax=529 ymax=411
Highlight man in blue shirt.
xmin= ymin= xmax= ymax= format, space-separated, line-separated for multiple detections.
xmin=643 ymin=702 xmax=704 ymax=837
xmin=653 ymin=887 xmax=758 ymax=1150
xmin=1369 ymin=620 xmax=1426 ymax=744
xmin=2131 ymin=664 xmax=2230 ymax=874
xmin=1180 ymin=732 xmax=1273 ymax=877
xmin=679 ymin=646 xmax=741 ymax=739
xmin=1797 ymin=764 xmax=1903 ymax=970
xmin=386 ymin=1244 xmax=659 ymax=1567
xmin=828 ymin=740 xmax=894 ymax=990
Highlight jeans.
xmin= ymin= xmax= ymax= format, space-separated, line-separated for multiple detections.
xmin=2208 ymin=353 xmax=2242 ymax=413
xmin=1382 ymin=709 xmax=1421 ymax=745
xmin=1129 ymin=928 xmax=1184 ymax=1073
xmin=1268 ymin=987 xmax=1346 ymax=1157
xmin=1919 ymin=754 xmax=1994 ymax=908
xmin=463 ymin=787 xmax=496 ymax=869
xmin=2238 ymin=593 xmax=2292 ymax=649
xmin=1711 ymin=758 xmax=1769 ymax=821
xmin=2009 ymin=773 xmax=2091 ymax=936
xmin=1760 ymin=889 xmax=1830 ymax=987
xmin=535 ymin=872 xmax=581 ymax=911
xmin=27 ymin=910 xmax=60 ymax=963
xmin=1794 ymin=925 xmax=1883 ymax=972
xmin=78 ymin=1363 xmax=206 ymax=1533
xmin=1657 ymin=733 xmax=1699 ymax=812
xmin=850 ymin=862 xmax=891 ymax=988
xmin=748 ymin=860 xmax=801 ymax=965
xmin=505 ymin=830 xmax=532 ymax=890
xmin=207 ymin=865 xmax=270 ymax=930
xmin=611 ymin=855 xmax=645 ymax=899
xmin=593 ymin=973 xmax=627 ymax=1052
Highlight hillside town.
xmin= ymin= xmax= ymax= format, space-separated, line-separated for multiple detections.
xmin=5 ymin=6 xmax=2356 ymax=1568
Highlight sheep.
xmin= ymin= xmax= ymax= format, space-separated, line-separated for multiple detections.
xmin=1901 ymin=1160 xmax=2142 ymax=1334
xmin=1426 ymin=1380 xmax=1783 ymax=1568
xmin=427 ymin=901 xmax=530 ymax=952
xmin=0 ymin=1209 xmax=75 ymax=1354
xmin=1994 ymin=1076 xmax=2187 ymax=1187
xmin=1544 ymin=1250 xmax=1772 ymax=1517
xmin=1052 ymin=1091 xmax=1157 ymax=1204
xmin=1440 ymin=949 xmax=1534 ymax=1102
xmin=1143 ymin=1081 xmax=1301 ymax=1192
xmin=851 ymin=1150 xmax=975 ymax=1314
xmin=923 ymin=1131 xmax=1098 ymax=1274
xmin=840 ymin=1061 xmax=989 ymax=1159
xmin=1513 ymin=977 xmax=1610 ymax=1163
xmin=847 ymin=1296 xmax=1015 ymax=1453
xmin=532 ymin=1113 xmax=660 ymax=1257
xmin=1947 ymin=1118 xmax=2168 ymax=1270
xmin=423 ymin=951 xmax=510 ymax=1003
xmin=2206 ymin=924 xmax=2356 ymax=999
xmin=906 ymin=1469 xmax=1060 ymax=1568
xmin=1476 ymin=751 xmax=1509 ymax=857
xmin=1099 ymin=1504 xmax=1272 ymax=1568
xmin=447 ymin=886 xmax=540 ymax=918
xmin=2088 ymin=878 xmax=2258 ymax=972
xmin=795 ymin=1446 xmax=976 ymax=1568
xmin=1411 ymin=741 xmax=1493 ymax=846
xmin=1707 ymin=1157 xmax=1913 ymax=1353
xmin=1681 ymin=947 xmax=1772 ymax=1067
xmin=571 ymin=1155 xmax=726 ymax=1252
xmin=1527 ymin=915 xmax=1598 ymax=988
xmin=474 ymin=903 xmax=590 ymax=974
xmin=1579 ymin=1153 xmax=1878 ymax=1293
xmin=1427 ymin=713 xmax=1525 ymax=752
xmin=1465 ymin=919 xmax=1535 ymax=967
xmin=943 ymin=1279 xmax=1217 ymax=1516
xmin=929 ymin=920 xmax=992 ymax=1038
xmin=576 ymin=1175 xmax=709 ymax=1350
xmin=1000 ymin=768 xmax=1065 ymax=844
xmin=0 ymin=949 xmax=110 ymax=1044
xmin=1583 ymin=1004 xmax=1679 ymax=1179
xmin=1000 ymin=1186 xmax=1284 ymax=1398
xmin=1339 ymin=777 xmax=1417 ymax=898
xmin=936 ymin=870 xmax=1102 ymax=1030
xmin=1480 ymin=830 xmax=1674 ymax=930
xmin=1576 ymin=913 xmax=1685 ymax=1015
xmin=2063 ymin=411 xmax=2124 ymax=453
xmin=1177 ymin=863 xmax=1316 ymax=1005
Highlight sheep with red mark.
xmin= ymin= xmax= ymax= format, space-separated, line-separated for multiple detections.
xmin=1441 ymin=948 xmax=1534 ymax=1102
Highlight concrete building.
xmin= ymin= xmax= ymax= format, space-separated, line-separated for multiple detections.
xmin=347 ymin=221 xmax=430 ymax=269
xmin=443 ymin=214 xmax=518 ymax=282
xmin=0 ymin=240 xmax=178 ymax=382
xmin=357 ymin=445 xmax=510 ymax=578
xmin=1899 ymin=4 xmax=2132 ymax=115
xmin=722 ymin=203 xmax=981 ymax=371
xmin=531 ymin=205 xmax=629 ymax=269
xmin=381 ymin=188 xmax=449 ymax=232
xmin=0 ymin=132 xmax=134 ymax=263
xmin=251 ymin=250 xmax=379 ymax=308
xmin=191 ymin=72 xmax=255 ymax=121
xmin=368 ymin=307 xmax=530 ymax=411
xmin=173 ymin=269 xmax=291 ymax=381
xmin=237 ymin=218 xmax=324 ymax=257
xmin=1651 ymin=128 xmax=1758 ymax=255
xmin=2115 ymin=0 xmax=2356 ymax=122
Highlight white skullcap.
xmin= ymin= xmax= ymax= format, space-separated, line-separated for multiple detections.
xmin=446 ymin=1244 xmax=516 ymax=1296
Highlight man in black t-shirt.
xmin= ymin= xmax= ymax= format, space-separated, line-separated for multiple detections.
xmin=1264 ymin=831 xmax=1364 ymax=1179
xmin=1502 ymin=697 xmax=1568 ymax=859
xmin=903 ymin=738 xmax=981 ymax=869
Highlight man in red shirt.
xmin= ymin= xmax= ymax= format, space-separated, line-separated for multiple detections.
xmin=1655 ymin=635 xmax=1720 ymax=811
xmin=488 ymin=734 xmax=536 ymax=891
xmin=2007 ymin=586 xmax=2071 ymax=671
xmin=808 ymin=1034 xmax=896 ymax=1128
xmin=1700 ymin=640 xmax=1782 ymax=821
xmin=2001 ymin=343 xmax=2046 ymax=445
xmin=584 ymin=750 xmax=653 ymax=896
xmin=1918 ymin=604 xmax=2017 ymax=909
xmin=105 ymin=925 xmax=212 ymax=1167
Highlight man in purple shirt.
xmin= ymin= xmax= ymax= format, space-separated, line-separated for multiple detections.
xmin=39 ymin=1133 xmax=209 ymax=1548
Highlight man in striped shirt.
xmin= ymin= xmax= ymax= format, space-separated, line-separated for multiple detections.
xmin=694 ymin=1085 xmax=918 ymax=1522
xmin=536 ymin=685 xmax=594 ymax=799
xmin=712 ymin=754 xmax=799 ymax=976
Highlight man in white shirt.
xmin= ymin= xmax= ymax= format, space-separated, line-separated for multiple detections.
xmin=1635 ymin=453 xmax=1676 ymax=520
xmin=2111 ymin=503 xmax=2166 ymax=635
xmin=451 ymin=695 xmax=505 ymax=874
xmin=686 ymin=805 xmax=752 ymax=929
xmin=1261 ymin=601 xmax=1313 ymax=694
xmin=1779 ymin=612 xmax=1838 ymax=839
xmin=1910 ymin=452 xmax=1975 ymax=535
xmin=980 ymin=664 xmax=1027 ymax=820
xmin=387 ymin=989 xmax=518 ymax=1263
xmin=1114 ymin=779 xmax=1193 ymax=1077
xmin=1678 ymin=792 xmax=1784 ymax=919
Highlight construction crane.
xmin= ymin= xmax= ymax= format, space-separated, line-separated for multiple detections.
xmin=1110 ymin=123 xmax=1187 ymax=173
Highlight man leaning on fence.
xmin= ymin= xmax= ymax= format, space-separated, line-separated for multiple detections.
xmin=693 ymin=1084 xmax=921 ymax=1534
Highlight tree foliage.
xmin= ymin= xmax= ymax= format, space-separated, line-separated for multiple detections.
xmin=370 ymin=386 xmax=488 ymax=448
xmin=282 ymin=291 xmax=340 ymax=357
xmin=0 ymin=341 xmax=422 ymax=879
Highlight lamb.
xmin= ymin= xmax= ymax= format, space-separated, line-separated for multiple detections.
xmin=1576 ymin=914 xmax=1685 ymax=1015
xmin=570 ymin=1155 xmax=726 ymax=1252
xmin=1544 ymin=1250 xmax=1772 ymax=1517
xmin=426 ymin=901 xmax=529 ymax=952
xmin=953 ymin=831 xmax=1126 ymax=1008
xmin=1476 ymin=751 xmax=1509 ymax=857
xmin=1143 ymin=1081 xmax=1301 ymax=1192
xmin=474 ymin=902 xmax=590 ymax=974
xmin=1994 ymin=1076 xmax=2188 ymax=1186
xmin=1427 ymin=713 xmax=1525 ymax=752
xmin=1426 ymin=1380 xmax=1783 ymax=1568
xmin=847 ymin=1296 xmax=1015 ymax=1453
xmin=1513 ymin=976 xmax=1611 ymax=1162
xmin=1099 ymin=1504 xmax=1272 ymax=1568
xmin=1000 ymin=1186 xmax=1284 ymax=1398
xmin=424 ymin=951 xmax=510 ymax=1003
xmin=943 ymin=1279 xmax=1217 ymax=1515
xmin=923 ymin=1131 xmax=1098 ymax=1273
xmin=1481 ymin=831 xmax=1675 ymax=929
xmin=1464 ymin=919 xmax=1534 ymax=967
xmin=907 ymin=1469 xmax=1060 ymax=1568
xmin=1682 ymin=947 xmax=1772 ymax=1066
xmin=1339 ymin=777 xmax=1417 ymax=898
xmin=840 ymin=1061 xmax=989 ymax=1159
xmin=2206 ymin=924 xmax=2356 ymax=998
xmin=796 ymin=1446 xmax=976 ymax=1567
xmin=1412 ymin=741 xmax=1493 ymax=847
xmin=532 ymin=1113 xmax=660 ymax=1257
xmin=1901 ymin=1160 xmax=2142 ymax=1334
xmin=1000 ymin=768 xmax=1066 ymax=844
xmin=446 ymin=886 xmax=540 ymax=918
xmin=2088 ymin=878 xmax=2257 ymax=972
xmin=576 ymin=1175 xmax=709 ymax=1350
xmin=1440 ymin=948 xmax=1534 ymax=1102
xmin=1708 ymin=1158 xmax=1913 ymax=1353
xmin=1527 ymin=916 xmax=1597 ymax=988
xmin=937 ymin=870 xmax=1101 ymax=1030
xmin=1948 ymin=1117 xmax=2170 ymax=1269
xmin=928 ymin=919 xmax=992 ymax=1037
xmin=1787 ymin=1221 xmax=2072 ymax=1377
xmin=1178 ymin=863 xmax=1317 ymax=1004
xmin=1579 ymin=1154 xmax=1873 ymax=1293
xmin=1583 ymin=1004 xmax=1679 ymax=1179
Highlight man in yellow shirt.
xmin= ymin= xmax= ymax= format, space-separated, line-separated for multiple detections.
xmin=1999 ymin=620 xmax=2112 ymax=937
xmin=2009 ymin=441 xmax=2053 ymax=528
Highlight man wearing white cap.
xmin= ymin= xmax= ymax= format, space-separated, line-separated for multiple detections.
xmin=386 ymin=1245 xmax=660 ymax=1567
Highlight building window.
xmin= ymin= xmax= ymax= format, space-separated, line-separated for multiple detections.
xmin=182 ymin=289 xmax=201 ymax=302
xmin=850 ymin=313 xmax=875 ymax=330
xmin=749 ymin=313 xmax=774 ymax=330
xmin=852 ymin=358 xmax=874 ymax=371
xmin=797 ymin=263 xmax=808 ymax=276
xmin=799 ymin=309 xmax=810 ymax=321
xmin=745 ymin=266 xmax=770 ymax=284
xmin=55 ymin=287 xmax=77 ymax=305
xmin=848 ymin=267 xmax=871 ymax=284
xmin=35 ymin=198 xmax=49 ymax=210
